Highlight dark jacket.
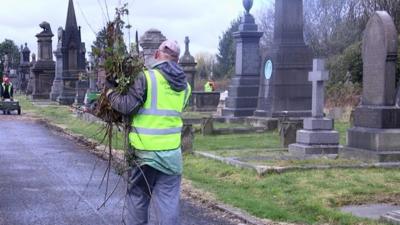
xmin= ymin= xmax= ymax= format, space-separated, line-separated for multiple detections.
xmin=107 ymin=61 xmax=188 ymax=115
xmin=1 ymin=82 xmax=13 ymax=99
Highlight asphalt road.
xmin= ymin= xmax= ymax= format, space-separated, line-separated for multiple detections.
xmin=0 ymin=117 xmax=239 ymax=225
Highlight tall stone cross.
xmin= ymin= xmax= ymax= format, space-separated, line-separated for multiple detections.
xmin=184 ymin=37 xmax=190 ymax=55
xmin=308 ymin=59 xmax=329 ymax=118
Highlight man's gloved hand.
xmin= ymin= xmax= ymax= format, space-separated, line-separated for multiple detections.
xmin=105 ymin=77 xmax=118 ymax=90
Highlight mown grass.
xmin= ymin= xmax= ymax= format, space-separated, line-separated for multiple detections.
xmin=19 ymin=96 xmax=398 ymax=224
xmin=18 ymin=96 xmax=126 ymax=150
xmin=184 ymin=155 xmax=399 ymax=225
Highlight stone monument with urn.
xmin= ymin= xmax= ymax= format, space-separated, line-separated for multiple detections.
xmin=222 ymin=0 xmax=263 ymax=117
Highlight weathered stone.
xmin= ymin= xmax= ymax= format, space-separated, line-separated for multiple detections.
xmin=222 ymin=1 xmax=263 ymax=117
xmin=353 ymin=106 xmax=400 ymax=129
xmin=289 ymin=58 xmax=341 ymax=156
xmin=140 ymin=29 xmax=166 ymax=67
xmin=17 ymin=43 xmax=31 ymax=93
xmin=296 ymin=130 xmax=339 ymax=145
xmin=193 ymin=91 xmax=220 ymax=112
xmin=201 ymin=117 xmax=214 ymax=136
xmin=346 ymin=11 xmax=400 ymax=162
xmin=179 ymin=36 xmax=197 ymax=106
xmin=57 ymin=0 xmax=87 ymax=105
xmin=362 ymin=12 xmax=398 ymax=106
xmin=289 ymin=144 xmax=340 ymax=156
xmin=279 ymin=119 xmax=303 ymax=147
xmin=309 ymin=59 xmax=329 ymax=118
xmin=255 ymin=0 xmax=312 ymax=118
xmin=303 ymin=118 xmax=333 ymax=130
xmin=31 ymin=22 xmax=55 ymax=100
xmin=74 ymin=80 xmax=89 ymax=105
xmin=50 ymin=27 xmax=64 ymax=101
xmin=181 ymin=124 xmax=194 ymax=153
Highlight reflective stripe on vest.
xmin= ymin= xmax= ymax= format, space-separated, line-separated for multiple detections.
xmin=129 ymin=69 xmax=191 ymax=151
xmin=2 ymin=83 xmax=12 ymax=95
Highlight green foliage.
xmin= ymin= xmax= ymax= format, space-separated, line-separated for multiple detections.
xmin=195 ymin=52 xmax=215 ymax=79
xmin=0 ymin=39 xmax=21 ymax=76
xmin=214 ymin=17 xmax=241 ymax=78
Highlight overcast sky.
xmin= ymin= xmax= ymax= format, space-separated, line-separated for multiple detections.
xmin=0 ymin=0 xmax=271 ymax=60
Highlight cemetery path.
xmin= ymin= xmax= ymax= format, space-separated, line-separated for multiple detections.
xmin=0 ymin=117 xmax=239 ymax=225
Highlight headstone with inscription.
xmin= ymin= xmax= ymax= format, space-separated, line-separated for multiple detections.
xmin=345 ymin=11 xmax=400 ymax=162
xmin=222 ymin=0 xmax=263 ymax=117
xmin=289 ymin=59 xmax=340 ymax=156
xmin=255 ymin=0 xmax=313 ymax=118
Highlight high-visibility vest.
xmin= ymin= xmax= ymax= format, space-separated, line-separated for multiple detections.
xmin=204 ymin=82 xmax=212 ymax=92
xmin=1 ymin=83 xmax=12 ymax=95
xmin=129 ymin=69 xmax=191 ymax=151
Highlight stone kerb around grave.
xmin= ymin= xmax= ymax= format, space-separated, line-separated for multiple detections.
xmin=345 ymin=11 xmax=400 ymax=162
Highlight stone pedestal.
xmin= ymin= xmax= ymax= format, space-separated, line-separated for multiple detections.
xmin=18 ymin=43 xmax=31 ymax=93
xmin=192 ymin=91 xmax=220 ymax=112
xmin=222 ymin=5 xmax=263 ymax=117
xmin=140 ymin=29 xmax=166 ymax=67
xmin=74 ymin=80 xmax=89 ymax=105
xmin=255 ymin=0 xmax=312 ymax=118
xmin=345 ymin=11 xmax=400 ymax=162
xmin=50 ymin=34 xmax=63 ymax=101
xmin=31 ymin=22 xmax=55 ymax=100
xmin=179 ymin=36 xmax=197 ymax=107
xmin=289 ymin=59 xmax=340 ymax=156
xmin=58 ymin=70 xmax=83 ymax=105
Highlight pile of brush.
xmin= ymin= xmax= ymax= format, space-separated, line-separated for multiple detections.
xmin=93 ymin=5 xmax=144 ymax=125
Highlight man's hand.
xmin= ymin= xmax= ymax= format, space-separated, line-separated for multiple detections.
xmin=105 ymin=77 xmax=118 ymax=90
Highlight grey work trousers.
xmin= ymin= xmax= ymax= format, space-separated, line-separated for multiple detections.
xmin=124 ymin=165 xmax=181 ymax=225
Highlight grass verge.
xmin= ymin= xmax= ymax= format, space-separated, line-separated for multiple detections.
xmin=19 ymin=96 xmax=398 ymax=225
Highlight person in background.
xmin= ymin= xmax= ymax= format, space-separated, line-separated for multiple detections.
xmin=1 ymin=76 xmax=14 ymax=100
xmin=204 ymin=78 xmax=215 ymax=92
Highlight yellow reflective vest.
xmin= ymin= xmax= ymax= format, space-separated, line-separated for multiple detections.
xmin=129 ymin=69 xmax=191 ymax=151
xmin=204 ymin=82 xmax=212 ymax=92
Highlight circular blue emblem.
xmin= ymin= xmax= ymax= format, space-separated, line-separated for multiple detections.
xmin=264 ymin=60 xmax=273 ymax=80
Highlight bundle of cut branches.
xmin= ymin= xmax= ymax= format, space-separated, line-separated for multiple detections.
xmin=93 ymin=4 xmax=144 ymax=125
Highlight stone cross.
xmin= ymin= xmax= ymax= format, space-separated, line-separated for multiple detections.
xmin=308 ymin=59 xmax=329 ymax=118
xmin=184 ymin=37 xmax=190 ymax=55
xmin=362 ymin=11 xmax=398 ymax=106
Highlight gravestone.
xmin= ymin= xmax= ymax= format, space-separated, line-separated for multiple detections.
xmin=140 ymin=29 xmax=166 ymax=67
xmin=255 ymin=0 xmax=312 ymax=118
xmin=192 ymin=91 xmax=220 ymax=112
xmin=57 ymin=0 xmax=87 ymax=105
xmin=74 ymin=78 xmax=89 ymax=105
xmin=179 ymin=36 xmax=197 ymax=106
xmin=345 ymin=11 xmax=400 ymax=162
xmin=222 ymin=0 xmax=263 ymax=117
xmin=31 ymin=22 xmax=55 ymax=100
xmin=26 ymin=53 xmax=36 ymax=95
xmin=18 ymin=43 xmax=31 ymax=93
xmin=289 ymin=59 xmax=340 ymax=156
xmin=50 ymin=27 xmax=64 ymax=101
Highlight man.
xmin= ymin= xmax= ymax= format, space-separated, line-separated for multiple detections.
xmin=106 ymin=40 xmax=191 ymax=225
xmin=204 ymin=79 xmax=215 ymax=92
xmin=1 ymin=76 xmax=13 ymax=100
